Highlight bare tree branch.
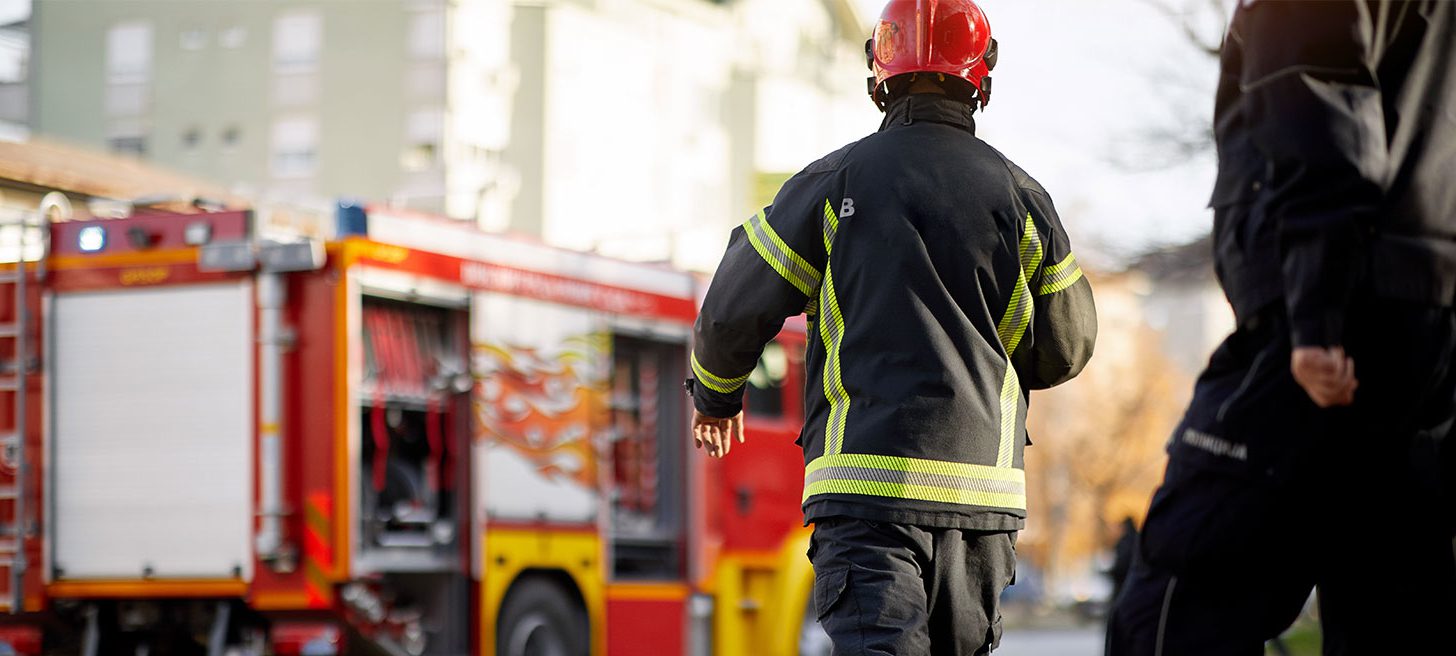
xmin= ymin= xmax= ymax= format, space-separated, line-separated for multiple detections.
xmin=1136 ymin=0 xmax=1229 ymax=57
xmin=1104 ymin=0 xmax=1230 ymax=172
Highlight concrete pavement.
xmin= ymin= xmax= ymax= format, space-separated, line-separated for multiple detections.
xmin=997 ymin=626 xmax=1105 ymax=656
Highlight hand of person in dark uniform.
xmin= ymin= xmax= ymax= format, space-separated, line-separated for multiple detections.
xmin=692 ymin=409 xmax=744 ymax=458
xmin=1290 ymin=346 xmax=1357 ymax=408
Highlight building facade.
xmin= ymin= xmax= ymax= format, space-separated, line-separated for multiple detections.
xmin=30 ymin=0 xmax=874 ymax=270
xmin=0 ymin=9 xmax=26 ymax=141
xmin=33 ymin=0 xmax=459 ymax=213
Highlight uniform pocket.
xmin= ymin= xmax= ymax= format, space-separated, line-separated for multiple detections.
xmin=1176 ymin=317 xmax=1294 ymax=476
xmin=1005 ymin=533 xmax=1018 ymax=587
xmin=813 ymin=565 xmax=850 ymax=621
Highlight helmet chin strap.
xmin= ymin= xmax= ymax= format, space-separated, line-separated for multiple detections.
xmin=868 ymin=77 xmax=889 ymax=112
xmin=866 ymin=38 xmax=888 ymax=112
xmin=868 ymin=75 xmax=987 ymax=113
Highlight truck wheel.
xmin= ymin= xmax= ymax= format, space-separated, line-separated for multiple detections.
xmin=497 ymin=578 xmax=588 ymax=656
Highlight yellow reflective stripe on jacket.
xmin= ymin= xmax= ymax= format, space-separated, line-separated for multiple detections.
xmin=1044 ymin=251 xmax=1077 ymax=275
xmin=691 ymin=351 xmax=750 ymax=394
xmin=743 ymin=211 xmax=821 ymax=298
xmin=995 ymin=365 xmax=1022 ymax=468
xmin=803 ymin=453 xmax=1027 ymax=510
xmin=821 ymin=200 xmax=839 ymax=251
xmin=819 ymin=199 xmax=851 ymax=455
xmin=1019 ymin=213 xmax=1045 ymax=283
xmin=1038 ymin=253 xmax=1083 ymax=295
xmin=819 ymin=271 xmax=851 ymax=454
xmin=994 ymin=214 xmax=1043 ymax=468
xmin=995 ymin=215 xmax=1041 ymax=355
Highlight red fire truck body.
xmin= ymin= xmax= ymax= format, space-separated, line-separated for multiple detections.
xmin=0 ymin=205 xmax=824 ymax=655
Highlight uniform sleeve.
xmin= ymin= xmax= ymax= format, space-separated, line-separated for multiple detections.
xmin=691 ymin=175 xmax=829 ymax=417
xmin=1238 ymin=1 xmax=1383 ymax=347
xmin=1015 ymin=187 xmax=1096 ymax=390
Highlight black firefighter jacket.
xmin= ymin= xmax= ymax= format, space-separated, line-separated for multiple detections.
xmin=1212 ymin=0 xmax=1456 ymax=345
xmin=690 ymin=94 xmax=1097 ymax=530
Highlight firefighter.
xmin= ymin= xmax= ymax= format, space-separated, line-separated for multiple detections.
xmin=1107 ymin=2 xmax=1456 ymax=654
xmin=687 ymin=1 xmax=1097 ymax=652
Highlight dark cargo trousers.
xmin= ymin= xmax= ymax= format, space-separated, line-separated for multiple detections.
xmin=809 ymin=518 xmax=1017 ymax=655
xmin=1107 ymin=301 xmax=1456 ymax=655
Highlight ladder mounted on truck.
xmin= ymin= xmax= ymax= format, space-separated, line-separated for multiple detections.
xmin=0 ymin=206 xmax=48 ymax=613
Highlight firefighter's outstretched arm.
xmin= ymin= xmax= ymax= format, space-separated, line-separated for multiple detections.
xmin=1015 ymin=187 xmax=1096 ymax=390
xmin=692 ymin=187 xmax=827 ymax=457
xmin=1239 ymin=1 xmax=1378 ymax=407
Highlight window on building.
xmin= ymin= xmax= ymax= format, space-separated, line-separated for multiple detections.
xmin=272 ymin=11 xmax=322 ymax=72
xmin=106 ymin=21 xmax=153 ymax=83
xmin=108 ymin=135 xmax=147 ymax=158
xmin=104 ymin=83 xmax=148 ymax=116
xmin=270 ymin=116 xmax=318 ymax=178
xmin=0 ymin=36 xmax=25 ymax=85
xmin=179 ymin=29 xmax=208 ymax=51
xmin=221 ymin=125 xmax=242 ymax=152
xmin=407 ymin=8 xmax=446 ymax=60
xmin=181 ymin=126 xmax=202 ymax=150
xmin=219 ymin=26 xmax=247 ymax=50
xmin=401 ymin=108 xmax=443 ymax=172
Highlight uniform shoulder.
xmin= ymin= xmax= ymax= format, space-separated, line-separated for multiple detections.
xmin=764 ymin=138 xmax=868 ymax=215
xmin=980 ymin=144 xmax=1054 ymax=202
xmin=795 ymin=137 xmax=868 ymax=179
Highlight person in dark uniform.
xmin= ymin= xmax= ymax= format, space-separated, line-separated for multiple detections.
xmin=1108 ymin=2 xmax=1456 ymax=654
xmin=1107 ymin=517 xmax=1138 ymax=607
xmin=687 ymin=1 xmax=1097 ymax=653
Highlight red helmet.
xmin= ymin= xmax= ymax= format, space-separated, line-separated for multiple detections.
xmin=866 ymin=0 xmax=998 ymax=111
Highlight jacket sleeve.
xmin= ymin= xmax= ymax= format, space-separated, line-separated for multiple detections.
xmin=1015 ymin=186 xmax=1097 ymax=390
xmin=691 ymin=174 xmax=829 ymax=417
xmin=1238 ymin=1 xmax=1383 ymax=347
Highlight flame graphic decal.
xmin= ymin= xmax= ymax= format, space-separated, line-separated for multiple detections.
xmin=472 ymin=333 xmax=610 ymax=490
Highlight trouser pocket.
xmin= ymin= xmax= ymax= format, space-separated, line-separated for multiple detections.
xmin=813 ymin=565 xmax=849 ymax=621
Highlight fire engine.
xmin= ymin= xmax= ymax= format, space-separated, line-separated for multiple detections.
xmin=0 ymin=202 xmax=828 ymax=655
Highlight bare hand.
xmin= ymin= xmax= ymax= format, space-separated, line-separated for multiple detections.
xmin=1291 ymin=346 xmax=1358 ymax=408
xmin=692 ymin=409 xmax=745 ymax=458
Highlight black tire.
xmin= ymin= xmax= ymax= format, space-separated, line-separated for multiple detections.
xmin=496 ymin=578 xmax=588 ymax=656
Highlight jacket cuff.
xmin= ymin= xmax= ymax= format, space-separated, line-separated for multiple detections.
xmin=1289 ymin=311 xmax=1345 ymax=348
xmin=686 ymin=378 xmax=744 ymax=418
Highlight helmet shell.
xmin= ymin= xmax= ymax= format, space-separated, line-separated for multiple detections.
xmin=869 ymin=0 xmax=995 ymax=108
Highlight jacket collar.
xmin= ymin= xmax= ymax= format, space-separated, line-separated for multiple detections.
xmin=879 ymin=93 xmax=978 ymax=134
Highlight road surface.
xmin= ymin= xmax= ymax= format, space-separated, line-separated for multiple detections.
xmin=997 ymin=626 xmax=1104 ymax=656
